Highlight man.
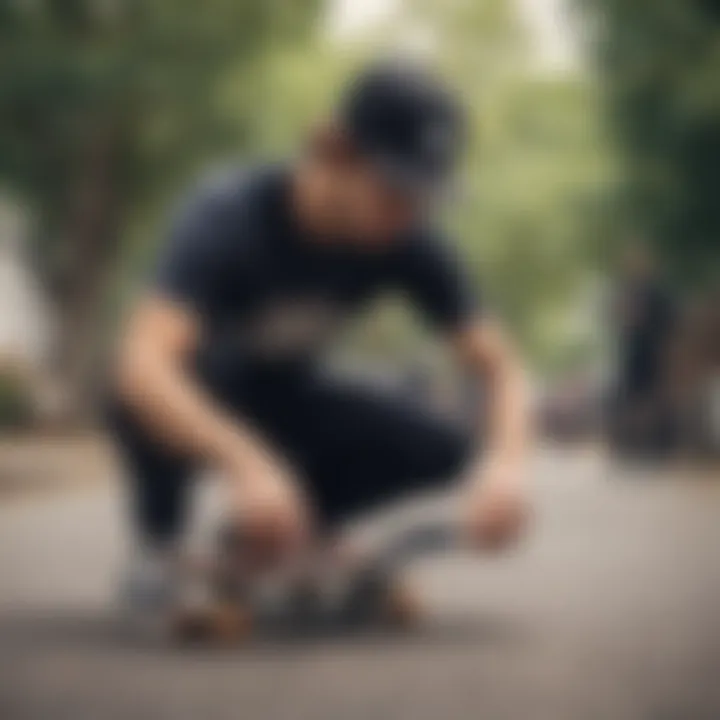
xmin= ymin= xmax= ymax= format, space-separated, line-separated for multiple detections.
xmin=111 ymin=62 xmax=531 ymax=620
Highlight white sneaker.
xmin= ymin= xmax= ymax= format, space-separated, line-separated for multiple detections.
xmin=118 ymin=546 xmax=181 ymax=640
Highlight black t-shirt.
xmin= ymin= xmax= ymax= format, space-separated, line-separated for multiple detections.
xmin=154 ymin=164 xmax=478 ymax=380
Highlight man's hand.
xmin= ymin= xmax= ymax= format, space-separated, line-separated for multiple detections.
xmin=226 ymin=447 xmax=311 ymax=558
xmin=460 ymin=459 xmax=529 ymax=551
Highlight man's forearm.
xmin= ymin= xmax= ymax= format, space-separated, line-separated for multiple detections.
xmin=453 ymin=321 xmax=532 ymax=549
xmin=480 ymin=357 xmax=531 ymax=474
xmin=116 ymin=347 xmax=265 ymax=471
xmin=453 ymin=319 xmax=532 ymax=479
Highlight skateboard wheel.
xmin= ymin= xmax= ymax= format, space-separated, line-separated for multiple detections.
xmin=379 ymin=583 xmax=424 ymax=628
xmin=172 ymin=603 xmax=253 ymax=644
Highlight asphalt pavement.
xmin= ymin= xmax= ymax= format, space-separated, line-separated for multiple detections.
xmin=1 ymin=447 xmax=719 ymax=720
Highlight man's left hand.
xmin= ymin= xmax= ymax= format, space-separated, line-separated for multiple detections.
xmin=461 ymin=460 xmax=529 ymax=551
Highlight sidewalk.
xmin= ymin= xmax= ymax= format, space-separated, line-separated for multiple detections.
xmin=0 ymin=433 xmax=114 ymax=500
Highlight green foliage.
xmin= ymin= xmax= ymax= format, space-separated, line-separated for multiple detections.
xmin=580 ymin=0 xmax=720 ymax=286
xmin=0 ymin=0 xmax=320 ymax=245
xmin=452 ymin=76 xmax=613 ymax=363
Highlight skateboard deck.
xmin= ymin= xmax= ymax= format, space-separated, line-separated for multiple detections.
xmin=171 ymin=520 xmax=457 ymax=644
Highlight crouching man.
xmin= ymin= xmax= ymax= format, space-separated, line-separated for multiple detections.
xmin=110 ymin=62 xmax=532 ymax=629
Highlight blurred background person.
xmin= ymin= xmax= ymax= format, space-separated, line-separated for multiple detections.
xmin=608 ymin=241 xmax=678 ymax=461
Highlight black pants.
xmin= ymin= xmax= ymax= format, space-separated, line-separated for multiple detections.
xmin=109 ymin=367 xmax=473 ymax=545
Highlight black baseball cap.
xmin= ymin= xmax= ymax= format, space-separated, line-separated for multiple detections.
xmin=338 ymin=60 xmax=466 ymax=199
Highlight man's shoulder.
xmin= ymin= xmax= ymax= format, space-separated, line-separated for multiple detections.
xmin=184 ymin=161 xmax=284 ymax=222
xmin=397 ymin=225 xmax=458 ymax=269
xmin=161 ymin=161 xmax=286 ymax=271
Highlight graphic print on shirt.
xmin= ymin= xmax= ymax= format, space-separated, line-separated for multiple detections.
xmin=238 ymin=296 xmax=345 ymax=358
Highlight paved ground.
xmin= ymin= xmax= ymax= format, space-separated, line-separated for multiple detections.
xmin=1 ymin=446 xmax=719 ymax=720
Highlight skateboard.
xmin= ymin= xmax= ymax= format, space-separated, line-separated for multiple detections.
xmin=172 ymin=521 xmax=457 ymax=644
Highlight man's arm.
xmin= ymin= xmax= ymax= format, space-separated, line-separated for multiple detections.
xmin=117 ymin=296 xmax=249 ymax=462
xmin=115 ymin=295 xmax=308 ymax=543
xmin=450 ymin=317 xmax=533 ymax=548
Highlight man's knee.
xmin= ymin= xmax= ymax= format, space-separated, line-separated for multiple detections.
xmin=417 ymin=420 xmax=473 ymax=481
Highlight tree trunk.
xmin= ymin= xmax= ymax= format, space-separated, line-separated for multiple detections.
xmin=46 ymin=123 xmax=125 ymax=426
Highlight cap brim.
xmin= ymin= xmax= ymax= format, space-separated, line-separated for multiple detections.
xmin=370 ymin=155 xmax=456 ymax=203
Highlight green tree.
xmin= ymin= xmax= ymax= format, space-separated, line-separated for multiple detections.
xmin=580 ymin=0 xmax=720 ymax=286
xmin=0 ymin=0 xmax=319 ymax=417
